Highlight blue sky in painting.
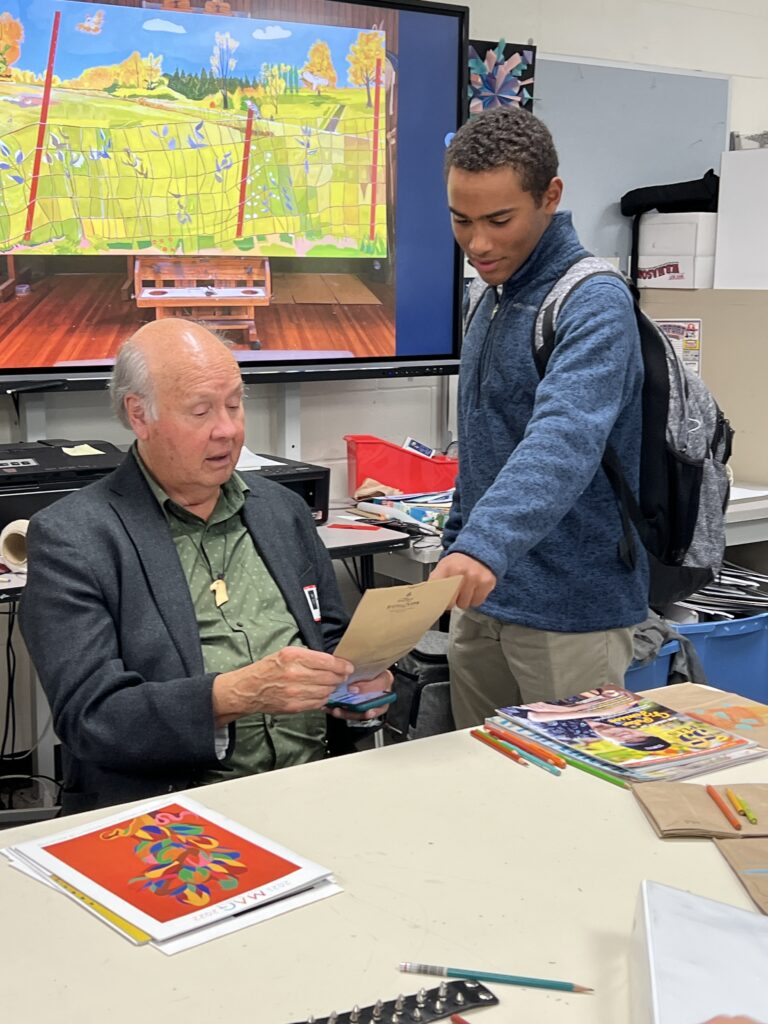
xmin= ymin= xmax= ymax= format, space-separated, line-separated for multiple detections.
xmin=5 ymin=0 xmax=381 ymax=84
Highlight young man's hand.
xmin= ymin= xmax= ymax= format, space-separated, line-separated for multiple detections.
xmin=430 ymin=552 xmax=496 ymax=608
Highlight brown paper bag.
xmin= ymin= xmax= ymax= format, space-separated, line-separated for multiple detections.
xmin=632 ymin=781 xmax=768 ymax=838
xmin=714 ymin=837 xmax=768 ymax=914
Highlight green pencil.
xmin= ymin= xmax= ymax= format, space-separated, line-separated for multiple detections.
xmin=399 ymin=962 xmax=593 ymax=994
xmin=558 ymin=753 xmax=629 ymax=789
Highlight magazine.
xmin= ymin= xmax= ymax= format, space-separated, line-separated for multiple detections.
xmin=2 ymin=794 xmax=336 ymax=946
xmin=497 ymin=687 xmax=766 ymax=779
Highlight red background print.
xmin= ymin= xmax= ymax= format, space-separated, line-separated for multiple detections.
xmin=44 ymin=803 xmax=300 ymax=923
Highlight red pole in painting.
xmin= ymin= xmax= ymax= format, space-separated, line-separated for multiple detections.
xmin=23 ymin=10 xmax=61 ymax=243
xmin=236 ymin=105 xmax=255 ymax=239
xmin=368 ymin=56 xmax=383 ymax=243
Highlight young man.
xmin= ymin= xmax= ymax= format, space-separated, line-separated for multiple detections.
xmin=430 ymin=106 xmax=648 ymax=728
xmin=20 ymin=320 xmax=390 ymax=812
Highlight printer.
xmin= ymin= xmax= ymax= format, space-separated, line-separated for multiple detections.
xmin=0 ymin=440 xmax=125 ymax=531
xmin=0 ymin=441 xmax=330 ymax=528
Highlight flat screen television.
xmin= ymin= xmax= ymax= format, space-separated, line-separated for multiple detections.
xmin=0 ymin=0 xmax=467 ymax=386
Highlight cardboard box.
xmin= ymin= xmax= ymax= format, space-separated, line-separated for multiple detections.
xmin=637 ymin=212 xmax=717 ymax=289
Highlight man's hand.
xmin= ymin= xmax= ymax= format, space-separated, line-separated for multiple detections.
xmin=430 ymin=552 xmax=496 ymax=609
xmin=212 ymin=647 xmax=353 ymax=726
xmin=327 ymin=669 xmax=395 ymax=722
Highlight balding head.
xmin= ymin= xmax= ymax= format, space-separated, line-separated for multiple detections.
xmin=111 ymin=319 xmax=246 ymax=516
xmin=110 ymin=319 xmax=236 ymax=428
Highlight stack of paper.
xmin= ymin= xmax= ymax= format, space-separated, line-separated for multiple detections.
xmin=495 ymin=687 xmax=767 ymax=785
xmin=632 ymin=781 xmax=768 ymax=838
xmin=1 ymin=794 xmax=340 ymax=955
xmin=674 ymin=560 xmax=768 ymax=620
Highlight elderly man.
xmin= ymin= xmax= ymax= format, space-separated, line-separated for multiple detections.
xmin=20 ymin=320 xmax=388 ymax=814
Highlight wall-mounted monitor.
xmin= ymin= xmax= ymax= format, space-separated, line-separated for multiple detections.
xmin=0 ymin=0 xmax=467 ymax=385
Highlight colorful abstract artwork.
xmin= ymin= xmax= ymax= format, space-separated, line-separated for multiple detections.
xmin=468 ymin=39 xmax=535 ymax=116
xmin=45 ymin=802 xmax=300 ymax=923
xmin=0 ymin=0 xmax=388 ymax=256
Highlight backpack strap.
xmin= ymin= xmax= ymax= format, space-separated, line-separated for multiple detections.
xmin=533 ymin=257 xmax=645 ymax=571
xmin=533 ymin=255 xmax=626 ymax=375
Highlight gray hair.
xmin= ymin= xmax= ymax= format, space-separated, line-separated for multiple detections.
xmin=444 ymin=106 xmax=559 ymax=204
xmin=109 ymin=328 xmax=237 ymax=429
xmin=110 ymin=340 xmax=156 ymax=429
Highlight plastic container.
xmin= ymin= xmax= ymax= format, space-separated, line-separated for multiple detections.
xmin=671 ymin=613 xmax=768 ymax=702
xmin=624 ymin=640 xmax=680 ymax=692
xmin=344 ymin=434 xmax=458 ymax=495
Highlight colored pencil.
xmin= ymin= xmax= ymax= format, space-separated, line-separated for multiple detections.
xmin=486 ymin=721 xmax=567 ymax=769
xmin=495 ymin=738 xmax=561 ymax=776
xmin=477 ymin=725 xmax=560 ymax=775
xmin=726 ymin=787 xmax=745 ymax=815
xmin=736 ymin=794 xmax=758 ymax=825
xmin=558 ymin=752 xmax=629 ymax=789
xmin=706 ymin=784 xmax=742 ymax=830
xmin=399 ymin=961 xmax=593 ymax=994
xmin=450 ymin=1016 xmax=472 ymax=1024
xmin=470 ymin=729 xmax=528 ymax=766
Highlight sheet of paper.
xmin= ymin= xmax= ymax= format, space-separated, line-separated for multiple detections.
xmin=334 ymin=575 xmax=461 ymax=683
xmin=236 ymin=446 xmax=284 ymax=470
xmin=61 ymin=443 xmax=104 ymax=457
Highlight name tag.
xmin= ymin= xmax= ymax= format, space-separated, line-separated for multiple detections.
xmin=304 ymin=584 xmax=321 ymax=622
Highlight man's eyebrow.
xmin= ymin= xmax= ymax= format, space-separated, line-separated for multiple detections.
xmin=448 ymin=206 xmax=516 ymax=220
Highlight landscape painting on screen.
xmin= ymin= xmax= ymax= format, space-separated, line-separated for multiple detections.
xmin=0 ymin=0 xmax=388 ymax=257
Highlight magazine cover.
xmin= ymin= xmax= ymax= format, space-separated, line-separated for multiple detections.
xmin=7 ymin=794 xmax=332 ymax=942
xmin=498 ymin=687 xmax=756 ymax=770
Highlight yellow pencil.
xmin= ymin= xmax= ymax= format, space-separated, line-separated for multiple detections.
xmin=725 ymin=787 xmax=745 ymax=816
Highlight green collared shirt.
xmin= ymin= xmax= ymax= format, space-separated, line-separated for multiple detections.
xmin=133 ymin=448 xmax=326 ymax=781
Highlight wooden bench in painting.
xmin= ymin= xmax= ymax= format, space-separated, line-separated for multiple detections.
xmin=134 ymin=255 xmax=271 ymax=349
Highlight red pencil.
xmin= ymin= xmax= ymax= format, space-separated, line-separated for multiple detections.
xmin=327 ymin=523 xmax=381 ymax=531
xmin=450 ymin=1016 xmax=471 ymax=1024
xmin=706 ymin=784 xmax=742 ymax=831
xmin=471 ymin=728 xmax=528 ymax=766
xmin=486 ymin=721 xmax=567 ymax=769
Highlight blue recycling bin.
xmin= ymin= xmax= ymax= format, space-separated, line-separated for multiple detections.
xmin=624 ymin=640 xmax=680 ymax=692
xmin=673 ymin=613 xmax=768 ymax=702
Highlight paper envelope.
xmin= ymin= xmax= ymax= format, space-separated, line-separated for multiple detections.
xmin=334 ymin=575 xmax=462 ymax=682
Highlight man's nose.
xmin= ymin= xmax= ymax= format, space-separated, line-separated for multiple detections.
xmin=467 ymin=226 xmax=492 ymax=257
xmin=212 ymin=407 xmax=239 ymax=437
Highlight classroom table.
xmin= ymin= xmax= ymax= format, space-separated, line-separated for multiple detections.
xmin=1 ymin=724 xmax=765 ymax=1024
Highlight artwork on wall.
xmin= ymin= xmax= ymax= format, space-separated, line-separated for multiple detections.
xmin=0 ymin=0 xmax=387 ymax=257
xmin=467 ymin=38 xmax=535 ymax=117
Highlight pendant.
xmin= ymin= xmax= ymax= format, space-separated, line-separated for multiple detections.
xmin=210 ymin=577 xmax=229 ymax=607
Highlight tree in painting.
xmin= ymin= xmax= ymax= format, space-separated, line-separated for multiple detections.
xmin=300 ymin=40 xmax=337 ymax=95
xmin=347 ymin=30 xmax=385 ymax=107
xmin=210 ymin=30 xmax=238 ymax=110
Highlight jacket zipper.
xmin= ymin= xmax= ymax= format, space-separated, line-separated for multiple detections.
xmin=475 ymin=290 xmax=500 ymax=402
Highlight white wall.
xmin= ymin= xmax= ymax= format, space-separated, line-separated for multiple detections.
xmin=2 ymin=1 xmax=765 ymax=493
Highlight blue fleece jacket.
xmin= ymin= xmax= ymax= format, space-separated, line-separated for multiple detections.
xmin=443 ymin=211 xmax=649 ymax=632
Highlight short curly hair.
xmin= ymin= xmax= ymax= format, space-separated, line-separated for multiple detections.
xmin=445 ymin=107 xmax=559 ymax=204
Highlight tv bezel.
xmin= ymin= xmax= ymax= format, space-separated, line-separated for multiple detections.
xmin=0 ymin=0 xmax=469 ymax=391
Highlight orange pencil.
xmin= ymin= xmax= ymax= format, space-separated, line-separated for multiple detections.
xmin=706 ymin=784 xmax=742 ymax=831
xmin=471 ymin=728 xmax=528 ymax=766
xmin=486 ymin=722 xmax=567 ymax=770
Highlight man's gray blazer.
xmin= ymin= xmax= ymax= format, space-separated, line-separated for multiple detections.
xmin=19 ymin=455 xmax=348 ymax=813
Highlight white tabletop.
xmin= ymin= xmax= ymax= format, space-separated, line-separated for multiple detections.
xmin=1 ymin=727 xmax=764 ymax=1024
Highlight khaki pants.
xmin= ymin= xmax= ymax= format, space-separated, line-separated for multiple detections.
xmin=449 ymin=607 xmax=635 ymax=729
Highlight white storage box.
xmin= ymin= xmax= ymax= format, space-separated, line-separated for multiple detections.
xmin=637 ymin=211 xmax=717 ymax=289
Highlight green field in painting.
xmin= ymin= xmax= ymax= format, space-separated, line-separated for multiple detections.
xmin=0 ymin=83 xmax=386 ymax=256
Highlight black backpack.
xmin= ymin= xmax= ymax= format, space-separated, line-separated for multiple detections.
xmin=533 ymin=256 xmax=734 ymax=611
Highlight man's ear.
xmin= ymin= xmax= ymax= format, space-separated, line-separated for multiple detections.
xmin=542 ymin=176 xmax=564 ymax=214
xmin=124 ymin=395 xmax=150 ymax=440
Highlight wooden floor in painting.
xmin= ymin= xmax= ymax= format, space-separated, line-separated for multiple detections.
xmin=0 ymin=273 xmax=395 ymax=367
